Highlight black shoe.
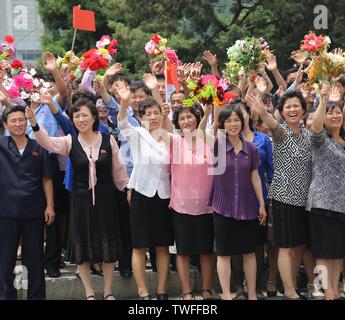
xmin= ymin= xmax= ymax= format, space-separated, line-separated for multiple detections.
xmin=90 ymin=264 xmax=103 ymax=276
xmin=120 ymin=269 xmax=132 ymax=278
xmin=156 ymin=293 xmax=169 ymax=300
xmin=46 ymin=268 xmax=61 ymax=278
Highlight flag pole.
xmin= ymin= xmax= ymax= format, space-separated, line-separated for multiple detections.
xmin=71 ymin=28 xmax=77 ymax=52
xmin=164 ymin=60 xmax=168 ymax=103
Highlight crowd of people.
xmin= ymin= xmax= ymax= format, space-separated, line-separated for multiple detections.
xmin=1 ymin=40 xmax=345 ymax=301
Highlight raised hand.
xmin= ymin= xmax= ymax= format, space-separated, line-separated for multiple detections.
xmin=294 ymin=64 xmax=305 ymax=87
xmin=265 ymin=54 xmax=278 ymax=72
xmin=291 ymin=51 xmax=308 ymax=65
xmin=238 ymin=67 xmax=245 ymax=81
xmin=0 ymin=89 xmax=9 ymax=102
xmin=333 ymin=48 xmax=345 ymax=57
xmin=40 ymin=91 xmax=54 ymax=106
xmin=276 ymin=85 xmax=285 ymax=98
xmin=43 ymin=52 xmax=57 ymax=73
xmin=299 ymin=83 xmax=310 ymax=99
xmin=246 ymin=94 xmax=266 ymax=116
xmin=161 ymin=103 xmax=171 ymax=118
xmin=115 ymin=81 xmax=131 ymax=102
xmin=177 ymin=63 xmax=192 ymax=84
xmin=93 ymin=79 xmax=106 ymax=94
xmin=255 ymin=77 xmax=268 ymax=95
xmin=203 ymin=50 xmax=217 ymax=67
xmin=320 ymin=83 xmax=330 ymax=105
xmin=329 ymin=85 xmax=341 ymax=102
xmin=104 ymin=63 xmax=122 ymax=77
xmin=143 ymin=73 xmax=158 ymax=91
xmin=150 ymin=60 xmax=165 ymax=76
xmin=189 ymin=62 xmax=203 ymax=82
xmin=25 ymin=106 xmax=37 ymax=126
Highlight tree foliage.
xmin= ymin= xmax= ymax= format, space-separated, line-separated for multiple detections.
xmin=37 ymin=0 xmax=345 ymax=76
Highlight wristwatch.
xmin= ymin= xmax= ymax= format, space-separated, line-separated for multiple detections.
xmin=32 ymin=123 xmax=40 ymax=132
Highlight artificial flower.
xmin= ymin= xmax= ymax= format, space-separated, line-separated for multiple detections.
xmin=10 ymin=59 xmax=23 ymax=70
xmin=145 ymin=33 xmax=180 ymax=67
xmin=301 ymin=32 xmax=326 ymax=52
xmin=151 ymin=33 xmax=161 ymax=44
xmin=183 ymin=74 xmax=228 ymax=107
xmin=225 ymin=37 xmax=270 ymax=76
xmin=4 ymin=35 xmax=15 ymax=43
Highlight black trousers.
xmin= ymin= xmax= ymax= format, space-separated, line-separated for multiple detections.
xmin=0 ymin=217 xmax=45 ymax=300
xmin=44 ymin=170 xmax=69 ymax=269
xmin=117 ymin=191 xmax=132 ymax=271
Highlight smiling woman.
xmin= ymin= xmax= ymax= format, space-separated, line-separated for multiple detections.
xmin=25 ymin=99 xmax=129 ymax=300
xmin=246 ymin=91 xmax=311 ymax=300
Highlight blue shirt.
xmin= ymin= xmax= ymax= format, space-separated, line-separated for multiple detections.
xmin=102 ymin=95 xmax=140 ymax=176
xmin=0 ymin=136 xmax=52 ymax=219
xmin=253 ymin=129 xmax=274 ymax=205
xmin=26 ymin=96 xmax=61 ymax=139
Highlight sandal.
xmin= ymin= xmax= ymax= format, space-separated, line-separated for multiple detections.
xmin=201 ymin=289 xmax=221 ymax=300
xmin=180 ymin=291 xmax=194 ymax=300
xmin=86 ymin=295 xmax=96 ymax=300
xmin=104 ymin=293 xmax=116 ymax=300
xmin=266 ymin=280 xmax=277 ymax=297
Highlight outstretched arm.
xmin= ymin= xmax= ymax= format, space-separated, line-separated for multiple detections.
xmin=246 ymin=94 xmax=278 ymax=130
xmin=25 ymin=106 xmax=71 ymax=155
xmin=311 ymin=84 xmax=329 ymax=133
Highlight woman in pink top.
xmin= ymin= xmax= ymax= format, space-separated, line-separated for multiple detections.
xmin=162 ymin=104 xmax=218 ymax=300
xmin=25 ymin=98 xmax=129 ymax=300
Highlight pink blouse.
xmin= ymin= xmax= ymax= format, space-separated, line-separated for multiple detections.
xmin=34 ymin=127 xmax=129 ymax=205
xmin=170 ymin=134 xmax=213 ymax=215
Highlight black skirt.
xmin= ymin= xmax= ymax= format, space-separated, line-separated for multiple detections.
xmin=213 ymin=213 xmax=258 ymax=256
xmin=129 ymin=190 xmax=173 ymax=248
xmin=172 ymin=210 xmax=214 ymax=255
xmin=67 ymin=185 xmax=121 ymax=265
xmin=309 ymin=208 xmax=345 ymax=259
xmin=272 ymin=200 xmax=309 ymax=248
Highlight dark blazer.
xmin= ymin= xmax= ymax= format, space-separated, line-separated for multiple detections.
xmin=0 ymin=136 xmax=52 ymax=219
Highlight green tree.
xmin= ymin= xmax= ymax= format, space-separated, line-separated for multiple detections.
xmin=37 ymin=0 xmax=345 ymax=76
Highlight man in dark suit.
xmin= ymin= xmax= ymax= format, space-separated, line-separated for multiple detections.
xmin=0 ymin=105 xmax=55 ymax=300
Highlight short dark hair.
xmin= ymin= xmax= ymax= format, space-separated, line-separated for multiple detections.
xmin=228 ymin=99 xmax=253 ymax=130
xmin=277 ymin=90 xmax=307 ymax=114
xmin=170 ymin=89 xmax=185 ymax=101
xmin=218 ymin=104 xmax=245 ymax=132
xmin=69 ymin=98 xmax=100 ymax=132
xmin=325 ymin=102 xmax=345 ymax=139
xmin=156 ymin=74 xmax=165 ymax=81
xmin=138 ymin=98 xmax=161 ymax=117
xmin=2 ymin=105 xmax=26 ymax=123
xmin=129 ymin=80 xmax=152 ymax=96
xmin=71 ymin=90 xmax=97 ymax=105
xmin=108 ymin=74 xmax=131 ymax=86
xmin=303 ymin=108 xmax=316 ymax=126
xmin=173 ymin=105 xmax=202 ymax=130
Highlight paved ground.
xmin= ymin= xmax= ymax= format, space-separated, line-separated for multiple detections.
xmin=14 ymin=262 xmax=345 ymax=300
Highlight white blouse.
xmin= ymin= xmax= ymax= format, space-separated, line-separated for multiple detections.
xmin=118 ymin=117 xmax=170 ymax=199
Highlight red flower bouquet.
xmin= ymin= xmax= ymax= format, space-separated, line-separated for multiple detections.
xmin=145 ymin=33 xmax=179 ymax=67
xmin=183 ymin=74 xmax=228 ymax=107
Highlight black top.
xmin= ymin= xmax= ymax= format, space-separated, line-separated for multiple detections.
xmin=0 ymin=136 xmax=52 ymax=219
xmin=70 ymin=133 xmax=114 ymax=190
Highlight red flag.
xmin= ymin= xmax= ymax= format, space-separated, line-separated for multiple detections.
xmin=166 ymin=61 xmax=180 ymax=93
xmin=73 ymin=6 xmax=96 ymax=32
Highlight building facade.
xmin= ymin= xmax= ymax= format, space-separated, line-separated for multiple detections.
xmin=0 ymin=0 xmax=43 ymax=65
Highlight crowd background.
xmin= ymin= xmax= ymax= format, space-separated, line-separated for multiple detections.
xmin=1 ymin=0 xmax=345 ymax=301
